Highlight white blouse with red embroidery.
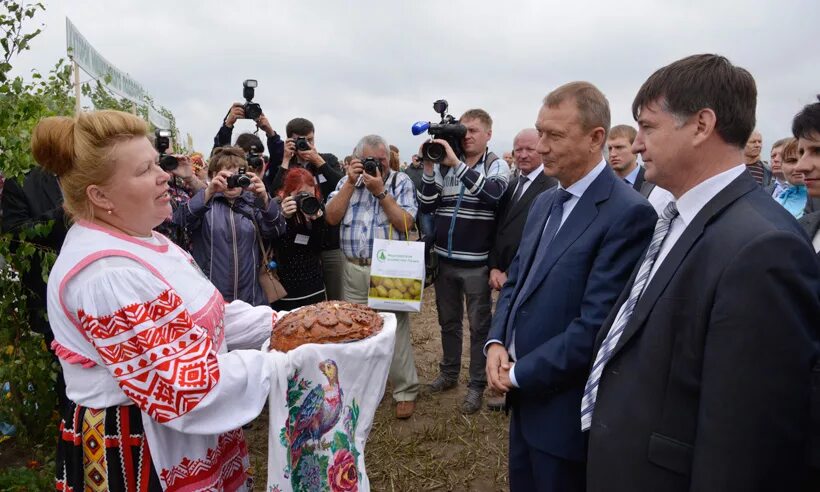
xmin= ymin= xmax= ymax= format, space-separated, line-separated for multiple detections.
xmin=47 ymin=221 xmax=290 ymax=492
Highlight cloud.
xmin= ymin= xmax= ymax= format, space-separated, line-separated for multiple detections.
xmin=9 ymin=0 xmax=820 ymax=161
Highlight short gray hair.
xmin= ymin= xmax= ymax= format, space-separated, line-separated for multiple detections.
xmin=353 ymin=134 xmax=389 ymax=159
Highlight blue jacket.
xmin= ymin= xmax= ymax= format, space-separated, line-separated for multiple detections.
xmin=173 ymin=189 xmax=286 ymax=305
xmin=488 ymin=165 xmax=656 ymax=461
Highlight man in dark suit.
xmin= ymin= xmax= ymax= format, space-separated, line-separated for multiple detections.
xmin=584 ymin=54 xmax=820 ymax=492
xmin=607 ymin=124 xmax=675 ymax=215
xmin=486 ymin=128 xmax=557 ymax=411
xmin=606 ymin=124 xmax=645 ymax=192
xmin=484 ymin=82 xmax=657 ymax=491
xmin=488 ymin=128 xmax=557 ymax=292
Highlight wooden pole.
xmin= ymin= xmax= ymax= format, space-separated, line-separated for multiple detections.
xmin=187 ymin=133 xmax=193 ymax=151
xmin=131 ymin=102 xmax=137 ymax=115
xmin=73 ymin=59 xmax=81 ymax=115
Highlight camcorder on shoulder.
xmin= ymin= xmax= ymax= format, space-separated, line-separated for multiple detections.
xmin=155 ymin=129 xmax=179 ymax=172
xmin=412 ymin=99 xmax=467 ymax=162
xmin=242 ymin=79 xmax=262 ymax=121
xmin=295 ymin=192 xmax=321 ymax=215
xmin=226 ymin=168 xmax=252 ymax=189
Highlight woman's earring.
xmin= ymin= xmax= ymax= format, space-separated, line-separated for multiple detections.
xmin=107 ymin=209 xmax=113 ymax=215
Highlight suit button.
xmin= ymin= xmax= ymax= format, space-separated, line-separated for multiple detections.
xmin=609 ymin=369 xmax=619 ymax=376
xmin=520 ymin=310 xmax=527 ymax=317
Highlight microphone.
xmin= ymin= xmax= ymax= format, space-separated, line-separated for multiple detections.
xmin=411 ymin=121 xmax=431 ymax=136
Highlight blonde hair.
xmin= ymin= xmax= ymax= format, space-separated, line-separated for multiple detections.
xmin=31 ymin=110 xmax=148 ymax=220
xmin=544 ymin=81 xmax=611 ymax=145
xmin=609 ymin=124 xmax=637 ymax=144
xmin=460 ymin=108 xmax=493 ymax=130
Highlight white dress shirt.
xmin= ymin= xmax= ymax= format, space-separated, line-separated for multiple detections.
xmin=606 ymin=164 xmax=746 ymax=333
xmin=623 ymin=165 xmax=641 ymax=185
xmin=510 ymin=164 xmax=545 ymax=199
xmin=812 ymin=229 xmax=820 ymax=253
xmin=647 ymin=185 xmax=675 ymax=216
xmin=487 ymin=159 xmax=608 ymax=388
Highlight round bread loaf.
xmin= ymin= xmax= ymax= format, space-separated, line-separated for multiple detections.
xmin=270 ymin=301 xmax=384 ymax=352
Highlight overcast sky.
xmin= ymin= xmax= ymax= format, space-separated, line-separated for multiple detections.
xmin=10 ymin=0 xmax=820 ymax=162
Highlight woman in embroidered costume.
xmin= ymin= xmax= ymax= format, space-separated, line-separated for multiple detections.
xmin=36 ymin=110 xmax=286 ymax=491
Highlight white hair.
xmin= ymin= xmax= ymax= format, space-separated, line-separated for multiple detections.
xmin=353 ymin=134 xmax=389 ymax=159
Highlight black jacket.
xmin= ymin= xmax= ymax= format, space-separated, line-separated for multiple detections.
xmin=1 ymin=167 xmax=68 ymax=336
xmin=587 ymin=173 xmax=820 ymax=491
xmin=487 ymin=171 xmax=557 ymax=272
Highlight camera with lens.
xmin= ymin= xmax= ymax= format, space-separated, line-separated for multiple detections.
xmin=226 ymin=168 xmax=252 ymax=189
xmin=295 ymin=137 xmax=311 ymax=152
xmin=245 ymin=143 xmax=263 ymax=170
xmin=155 ymin=129 xmax=179 ymax=172
xmin=241 ymin=79 xmax=262 ymax=121
xmin=361 ymin=157 xmax=381 ymax=177
xmin=295 ymin=192 xmax=322 ymax=216
xmin=411 ymin=99 xmax=467 ymax=162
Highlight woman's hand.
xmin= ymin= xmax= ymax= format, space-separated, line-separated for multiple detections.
xmin=281 ymin=195 xmax=297 ymax=218
xmin=205 ymin=170 xmax=231 ymax=202
xmin=247 ymin=172 xmax=269 ymax=207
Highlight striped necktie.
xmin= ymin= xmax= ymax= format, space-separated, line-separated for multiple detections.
xmin=580 ymin=201 xmax=679 ymax=431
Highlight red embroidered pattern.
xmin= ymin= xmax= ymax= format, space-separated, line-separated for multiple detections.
xmin=78 ymin=289 xmax=220 ymax=423
xmin=160 ymin=429 xmax=249 ymax=492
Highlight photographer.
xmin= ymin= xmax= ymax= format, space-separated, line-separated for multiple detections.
xmin=268 ymin=117 xmax=346 ymax=300
xmin=154 ymin=151 xmax=206 ymax=250
xmin=173 ymin=146 xmax=286 ymax=306
xmin=212 ymin=102 xmax=284 ymax=190
xmin=417 ymin=108 xmax=510 ymax=414
xmin=271 ymin=167 xmax=327 ymax=310
xmin=325 ymin=134 xmax=420 ymax=419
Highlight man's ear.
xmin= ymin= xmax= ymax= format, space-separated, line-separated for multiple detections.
xmin=692 ymin=108 xmax=717 ymax=146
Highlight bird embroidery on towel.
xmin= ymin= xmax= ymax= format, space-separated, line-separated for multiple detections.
xmin=289 ymin=359 xmax=343 ymax=467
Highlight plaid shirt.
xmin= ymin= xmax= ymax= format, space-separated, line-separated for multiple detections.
xmin=328 ymin=171 xmax=418 ymax=260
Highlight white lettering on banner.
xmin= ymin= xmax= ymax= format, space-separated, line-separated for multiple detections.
xmin=65 ymin=17 xmax=171 ymax=130
xmin=65 ymin=18 xmax=145 ymax=103
xmin=147 ymin=106 xmax=171 ymax=131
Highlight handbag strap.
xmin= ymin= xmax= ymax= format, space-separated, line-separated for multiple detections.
xmin=235 ymin=202 xmax=271 ymax=265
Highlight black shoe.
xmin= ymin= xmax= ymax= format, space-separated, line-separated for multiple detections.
xmin=461 ymin=388 xmax=483 ymax=414
xmin=425 ymin=374 xmax=457 ymax=394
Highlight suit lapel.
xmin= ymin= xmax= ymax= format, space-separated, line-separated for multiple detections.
xmin=505 ymin=174 xmax=553 ymax=223
xmin=633 ymin=167 xmax=646 ymax=192
xmin=515 ymin=168 xmax=614 ymax=306
xmin=609 ymin=173 xmax=759 ymax=357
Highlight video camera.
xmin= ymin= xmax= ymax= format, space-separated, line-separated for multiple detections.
xmin=295 ymin=192 xmax=321 ymax=215
xmin=242 ymin=79 xmax=263 ymax=121
xmin=226 ymin=168 xmax=252 ymax=189
xmin=411 ymin=99 xmax=467 ymax=162
xmin=155 ymin=129 xmax=179 ymax=172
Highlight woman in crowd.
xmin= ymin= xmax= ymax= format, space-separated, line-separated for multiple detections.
xmin=174 ymin=146 xmax=286 ymax=306
xmin=36 ymin=110 xmax=286 ymax=490
xmin=272 ymin=167 xmax=327 ymax=310
xmin=775 ymin=138 xmax=810 ymax=218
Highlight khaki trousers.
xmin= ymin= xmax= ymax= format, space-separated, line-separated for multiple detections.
xmin=343 ymin=261 xmax=419 ymax=402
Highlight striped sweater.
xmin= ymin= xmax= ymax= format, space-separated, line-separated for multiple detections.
xmin=418 ymin=151 xmax=510 ymax=263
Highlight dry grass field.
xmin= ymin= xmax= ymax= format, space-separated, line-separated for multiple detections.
xmin=246 ymin=286 xmax=511 ymax=491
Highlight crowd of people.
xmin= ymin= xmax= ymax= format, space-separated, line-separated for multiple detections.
xmin=0 ymin=51 xmax=819 ymax=491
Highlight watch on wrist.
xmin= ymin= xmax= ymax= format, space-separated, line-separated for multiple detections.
xmin=375 ymin=190 xmax=388 ymax=200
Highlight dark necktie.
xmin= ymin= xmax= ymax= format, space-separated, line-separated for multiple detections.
xmin=512 ymin=175 xmax=529 ymax=203
xmin=515 ymin=189 xmax=574 ymax=298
